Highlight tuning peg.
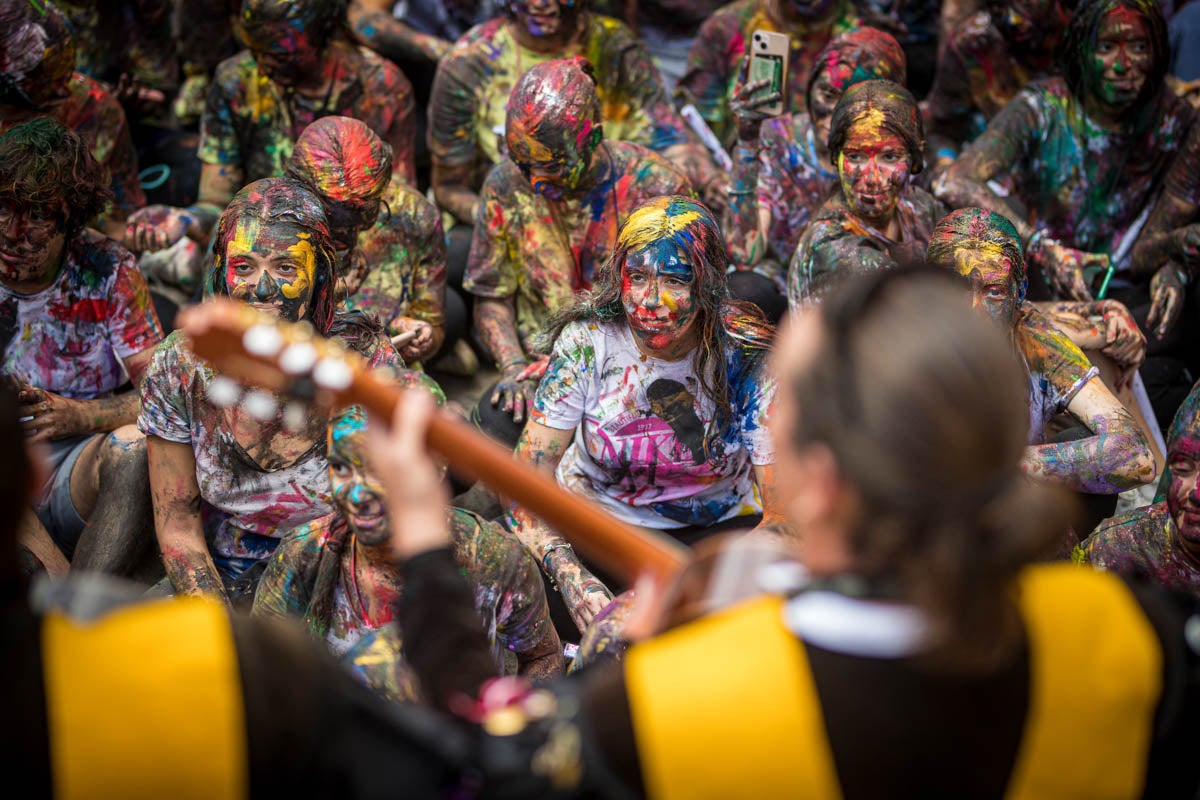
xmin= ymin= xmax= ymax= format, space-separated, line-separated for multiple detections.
xmin=312 ymin=357 xmax=353 ymax=391
xmin=279 ymin=341 xmax=319 ymax=375
xmin=242 ymin=389 xmax=278 ymax=421
xmin=243 ymin=324 xmax=284 ymax=357
xmin=281 ymin=401 xmax=308 ymax=432
xmin=207 ymin=375 xmax=243 ymax=408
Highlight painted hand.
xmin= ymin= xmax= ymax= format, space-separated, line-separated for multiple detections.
xmin=124 ymin=205 xmax=192 ymax=253
xmin=549 ymin=553 xmax=614 ymax=634
xmin=514 ymin=354 xmax=550 ymax=383
xmin=389 ymin=317 xmax=436 ymax=363
xmin=490 ymin=363 xmax=536 ymax=424
xmin=18 ymin=386 xmax=87 ymax=443
xmin=730 ymin=76 xmax=781 ymax=143
xmin=1147 ymin=263 xmax=1187 ymax=342
xmin=1097 ymin=300 xmax=1146 ymax=388
xmin=1033 ymin=237 xmax=1104 ymax=302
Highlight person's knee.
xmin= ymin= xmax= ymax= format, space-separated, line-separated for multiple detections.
xmin=473 ymin=383 xmax=525 ymax=450
xmin=100 ymin=425 xmax=148 ymax=477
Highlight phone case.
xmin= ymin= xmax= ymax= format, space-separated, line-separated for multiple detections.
xmin=749 ymin=30 xmax=790 ymax=117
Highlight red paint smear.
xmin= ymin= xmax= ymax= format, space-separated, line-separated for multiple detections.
xmin=48 ymin=298 xmax=110 ymax=323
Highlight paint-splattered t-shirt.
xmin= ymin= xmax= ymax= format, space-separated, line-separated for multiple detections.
xmin=533 ymin=320 xmax=775 ymax=530
xmin=955 ymin=79 xmax=1194 ymax=264
xmin=1015 ymin=303 xmax=1099 ymax=445
xmin=464 ymin=141 xmax=691 ymax=354
xmin=428 ymin=15 xmax=689 ymax=196
xmin=730 ymin=112 xmax=836 ymax=270
xmin=676 ymin=0 xmax=860 ymax=147
xmin=924 ymin=12 xmax=1061 ymax=148
xmin=788 ymin=186 xmax=944 ymax=306
xmin=0 ymin=74 xmax=146 ymax=220
xmin=137 ymin=328 xmax=414 ymax=565
xmin=1076 ymin=501 xmax=1200 ymax=596
xmin=343 ymin=178 xmax=446 ymax=335
xmin=199 ymin=39 xmax=416 ymax=186
xmin=254 ymin=507 xmax=552 ymax=701
xmin=0 ymin=229 xmax=162 ymax=398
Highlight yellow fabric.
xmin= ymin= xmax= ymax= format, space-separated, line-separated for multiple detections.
xmin=43 ymin=597 xmax=247 ymax=800
xmin=625 ymin=595 xmax=841 ymax=800
xmin=624 ymin=565 xmax=1162 ymax=800
xmin=1006 ymin=564 xmax=1162 ymax=799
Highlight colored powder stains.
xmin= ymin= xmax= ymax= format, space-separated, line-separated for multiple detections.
xmin=287 ymin=116 xmax=392 ymax=206
xmin=813 ymin=27 xmax=907 ymax=93
xmin=282 ymin=233 xmax=316 ymax=300
xmin=1077 ymin=501 xmax=1200 ymax=595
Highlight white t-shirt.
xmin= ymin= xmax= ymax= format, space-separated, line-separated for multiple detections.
xmin=532 ymin=320 xmax=775 ymax=529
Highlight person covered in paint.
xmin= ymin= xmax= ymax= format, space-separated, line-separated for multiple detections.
xmin=0 ymin=0 xmax=145 ymax=236
xmin=788 ymin=79 xmax=944 ymax=307
xmin=0 ymin=118 xmax=163 ymax=579
xmin=509 ymin=196 xmax=782 ymax=634
xmin=286 ymin=116 xmax=449 ymax=365
xmin=927 ymin=207 xmax=1155 ymax=499
xmin=933 ymin=0 xmax=1193 ymax=306
xmin=924 ymin=0 xmax=1069 ymax=164
xmin=253 ymin=405 xmax=562 ymax=701
xmin=123 ymin=0 xmax=417 ymax=258
xmin=466 ymin=57 xmax=692 ymax=446
xmin=138 ymin=177 xmax=421 ymax=603
xmin=676 ymin=0 xmax=862 ymax=149
xmin=427 ymin=0 xmax=715 ymax=228
xmin=369 ymin=266 xmax=1200 ymax=798
xmin=1077 ymin=381 xmax=1200 ymax=595
xmin=727 ymin=27 xmax=906 ymax=279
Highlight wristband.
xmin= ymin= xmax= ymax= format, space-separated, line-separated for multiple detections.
xmin=541 ymin=542 xmax=573 ymax=586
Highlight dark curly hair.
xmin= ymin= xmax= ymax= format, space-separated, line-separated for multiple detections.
xmin=1063 ymin=0 xmax=1169 ymax=122
xmin=0 ymin=117 xmax=112 ymax=232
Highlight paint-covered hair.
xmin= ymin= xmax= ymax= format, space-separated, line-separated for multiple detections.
xmin=0 ymin=0 xmax=75 ymax=109
xmin=805 ymin=27 xmax=907 ymax=117
xmin=288 ymin=116 xmax=392 ymax=203
xmin=238 ymin=0 xmax=348 ymax=52
xmin=505 ymin=56 xmax=603 ymax=171
xmin=792 ymin=266 xmax=1071 ymax=670
xmin=544 ymin=196 xmax=773 ymax=430
xmin=1062 ymin=0 xmax=1168 ymax=117
xmin=207 ymin=177 xmax=340 ymax=334
xmin=827 ymin=79 xmax=925 ymax=174
xmin=1167 ymin=381 xmax=1200 ymax=453
xmin=927 ymin=207 xmax=1028 ymax=302
xmin=0 ymin=117 xmax=112 ymax=232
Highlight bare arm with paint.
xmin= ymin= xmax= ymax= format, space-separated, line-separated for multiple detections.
xmin=509 ymin=420 xmax=614 ymax=634
xmin=476 ymin=296 xmax=543 ymax=423
xmin=752 ymin=464 xmax=793 ymax=536
xmin=349 ymin=0 xmax=453 ymax=63
xmin=431 ymin=162 xmax=480 ymax=226
xmin=724 ymin=75 xmax=780 ymax=269
xmin=1020 ymin=378 xmax=1156 ymax=493
xmin=1036 ymin=300 xmax=1145 ymax=389
xmin=148 ymin=435 xmax=227 ymax=600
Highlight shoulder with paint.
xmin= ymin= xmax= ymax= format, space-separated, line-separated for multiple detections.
xmin=377 ymin=178 xmax=442 ymax=235
xmin=1013 ymin=303 xmax=1094 ymax=374
xmin=1079 ymin=501 xmax=1172 ymax=566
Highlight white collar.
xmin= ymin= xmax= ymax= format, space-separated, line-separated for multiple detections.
xmin=783 ymin=590 xmax=930 ymax=659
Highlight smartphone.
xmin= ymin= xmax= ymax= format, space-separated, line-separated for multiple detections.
xmin=749 ymin=30 xmax=789 ymax=117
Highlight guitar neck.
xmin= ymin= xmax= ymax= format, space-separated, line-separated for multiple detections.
xmin=349 ymin=368 xmax=689 ymax=586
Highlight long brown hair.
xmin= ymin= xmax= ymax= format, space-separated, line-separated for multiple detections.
xmin=791 ymin=267 xmax=1073 ymax=670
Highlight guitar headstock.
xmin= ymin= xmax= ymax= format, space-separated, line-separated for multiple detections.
xmin=177 ymin=299 xmax=371 ymax=426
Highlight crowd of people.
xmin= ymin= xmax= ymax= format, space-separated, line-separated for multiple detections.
xmin=7 ymin=0 xmax=1200 ymax=796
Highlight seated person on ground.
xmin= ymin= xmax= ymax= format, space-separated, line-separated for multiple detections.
xmin=1077 ymin=380 xmax=1200 ymax=594
xmin=726 ymin=27 xmax=907 ymax=283
xmin=253 ymin=405 xmax=562 ymax=701
xmin=285 ymin=116 xmax=448 ymax=365
xmin=124 ymin=0 xmax=417 ymax=259
xmin=0 ymin=0 xmax=145 ymax=237
xmin=511 ymin=196 xmax=784 ymax=635
xmin=789 ymin=79 xmax=944 ymax=306
xmin=0 ymin=119 xmax=163 ymax=579
xmin=138 ymin=177 xmax=418 ymax=603
xmin=927 ymin=207 xmax=1155 ymax=499
xmin=428 ymin=0 xmax=716 ymax=227
xmin=466 ymin=57 xmax=691 ymax=447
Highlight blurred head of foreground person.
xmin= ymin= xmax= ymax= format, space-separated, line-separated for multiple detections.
xmin=771 ymin=267 xmax=1072 ymax=666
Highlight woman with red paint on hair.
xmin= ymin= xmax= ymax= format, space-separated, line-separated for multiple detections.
xmin=726 ymin=27 xmax=906 ymax=289
xmin=137 ymin=177 xmax=427 ymax=604
xmin=789 ymin=79 xmax=944 ymax=307
xmin=505 ymin=196 xmax=783 ymax=636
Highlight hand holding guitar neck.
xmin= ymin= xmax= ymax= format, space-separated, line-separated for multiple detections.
xmin=175 ymin=299 xmax=689 ymax=592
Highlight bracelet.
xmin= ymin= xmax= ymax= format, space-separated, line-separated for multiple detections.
xmin=541 ymin=542 xmax=572 ymax=580
xmin=498 ymin=357 xmax=529 ymax=372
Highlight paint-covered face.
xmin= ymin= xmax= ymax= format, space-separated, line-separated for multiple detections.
xmin=1089 ymin=6 xmax=1151 ymax=111
xmin=809 ymin=72 xmax=843 ymax=151
xmin=247 ymin=23 xmax=324 ymax=88
xmin=837 ymin=113 xmax=911 ymax=223
xmin=223 ymin=218 xmax=317 ymax=321
xmin=508 ymin=115 xmax=601 ymax=200
xmin=328 ymin=413 xmax=391 ymax=546
xmin=621 ymin=244 xmax=698 ymax=354
xmin=0 ymin=202 xmax=66 ymax=285
xmin=511 ymin=0 xmax=581 ymax=45
xmin=1167 ymin=429 xmax=1200 ymax=547
xmin=324 ymin=197 xmax=382 ymax=250
xmin=952 ymin=246 xmax=1019 ymax=327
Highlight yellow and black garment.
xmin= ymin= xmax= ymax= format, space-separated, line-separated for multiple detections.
xmin=625 ymin=564 xmax=1163 ymax=800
